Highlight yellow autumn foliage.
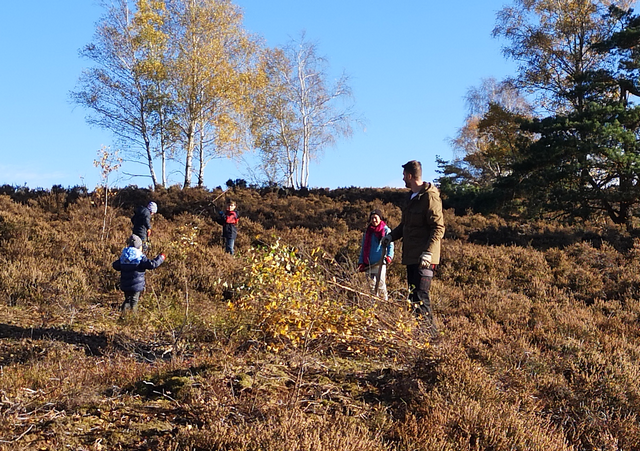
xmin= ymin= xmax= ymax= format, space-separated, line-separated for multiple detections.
xmin=232 ymin=240 xmax=427 ymax=355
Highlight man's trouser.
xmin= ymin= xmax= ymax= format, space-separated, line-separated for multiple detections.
xmin=406 ymin=264 xmax=437 ymax=328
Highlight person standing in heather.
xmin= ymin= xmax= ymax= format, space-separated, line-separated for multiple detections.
xmin=215 ymin=199 xmax=239 ymax=255
xmin=358 ymin=209 xmax=394 ymax=300
xmin=131 ymin=201 xmax=157 ymax=250
xmin=112 ymin=234 xmax=166 ymax=312
xmin=381 ymin=160 xmax=445 ymax=331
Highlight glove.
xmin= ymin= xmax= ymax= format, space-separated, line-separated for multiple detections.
xmin=380 ymin=234 xmax=393 ymax=247
xmin=419 ymin=251 xmax=432 ymax=268
xmin=384 ymin=256 xmax=392 ymax=265
xmin=357 ymin=264 xmax=366 ymax=272
xmin=160 ymin=253 xmax=166 ymax=261
xmin=147 ymin=229 xmax=152 ymax=237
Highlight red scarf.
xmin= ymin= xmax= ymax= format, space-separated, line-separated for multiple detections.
xmin=363 ymin=220 xmax=386 ymax=265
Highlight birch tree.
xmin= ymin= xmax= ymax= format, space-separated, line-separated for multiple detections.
xmin=164 ymin=0 xmax=260 ymax=188
xmin=251 ymin=48 xmax=298 ymax=186
xmin=74 ymin=0 xmax=260 ymax=189
xmin=133 ymin=0 xmax=177 ymax=187
xmin=72 ymin=0 xmax=171 ymax=188
xmin=252 ymin=33 xmax=357 ymax=189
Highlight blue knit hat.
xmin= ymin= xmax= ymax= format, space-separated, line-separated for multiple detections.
xmin=147 ymin=202 xmax=158 ymax=214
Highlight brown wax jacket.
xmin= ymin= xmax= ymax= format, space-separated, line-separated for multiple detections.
xmin=388 ymin=182 xmax=445 ymax=265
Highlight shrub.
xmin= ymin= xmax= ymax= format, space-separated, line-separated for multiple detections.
xmin=231 ymin=240 xmax=426 ymax=356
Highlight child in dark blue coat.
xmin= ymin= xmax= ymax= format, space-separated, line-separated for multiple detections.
xmin=131 ymin=201 xmax=157 ymax=251
xmin=113 ymin=234 xmax=166 ymax=312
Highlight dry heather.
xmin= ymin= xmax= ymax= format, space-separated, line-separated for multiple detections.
xmin=0 ymin=187 xmax=640 ymax=450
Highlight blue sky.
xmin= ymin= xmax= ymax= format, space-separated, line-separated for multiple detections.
xmin=0 ymin=0 xmax=516 ymax=190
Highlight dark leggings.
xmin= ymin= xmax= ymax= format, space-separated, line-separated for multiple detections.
xmin=121 ymin=291 xmax=141 ymax=312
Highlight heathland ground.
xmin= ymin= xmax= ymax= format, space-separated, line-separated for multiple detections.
xmin=1 ymin=185 xmax=640 ymax=450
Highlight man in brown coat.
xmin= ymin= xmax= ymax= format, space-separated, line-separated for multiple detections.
xmin=381 ymin=160 xmax=445 ymax=327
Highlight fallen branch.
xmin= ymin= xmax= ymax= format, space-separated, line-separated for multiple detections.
xmin=326 ymin=278 xmax=403 ymax=306
xmin=326 ymin=279 xmax=423 ymax=347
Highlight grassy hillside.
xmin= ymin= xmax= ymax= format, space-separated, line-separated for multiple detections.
xmin=1 ymin=186 xmax=640 ymax=450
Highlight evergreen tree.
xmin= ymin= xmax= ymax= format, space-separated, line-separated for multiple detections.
xmin=504 ymin=9 xmax=640 ymax=226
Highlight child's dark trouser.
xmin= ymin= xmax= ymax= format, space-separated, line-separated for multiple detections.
xmin=121 ymin=291 xmax=141 ymax=312
xmin=406 ymin=264 xmax=437 ymax=330
xmin=224 ymin=237 xmax=235 ymax=255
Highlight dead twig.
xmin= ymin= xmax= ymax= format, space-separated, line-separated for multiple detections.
xmin=0 ymin=424 xmax=34 ymax=444
xmin=326 ymin=279 xmax=396 ymax=306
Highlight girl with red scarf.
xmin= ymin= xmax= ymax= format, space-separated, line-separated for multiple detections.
xmin=358 ymin=210 xmax=394 ymax=300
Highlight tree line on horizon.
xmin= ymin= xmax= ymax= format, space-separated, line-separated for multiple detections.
xmin=438 ymin=0 xmax=640 ymax=228
xmin=71 ymin=0 xmax=358 ymax=191
xmin=73 ymin=0 xmax=640 ymax=230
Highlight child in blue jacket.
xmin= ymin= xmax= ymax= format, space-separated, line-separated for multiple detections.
xmin=113 ymin=234 xmax=166 ymax=312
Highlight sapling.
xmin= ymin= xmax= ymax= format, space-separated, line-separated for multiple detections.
xmin=94 ymin=146 xmax=122 ymax=241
